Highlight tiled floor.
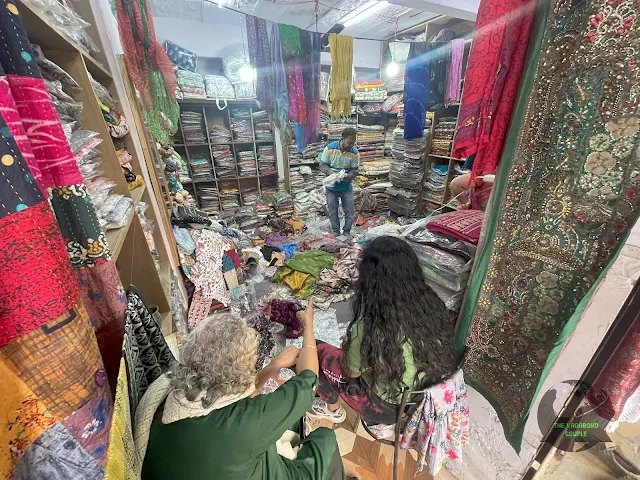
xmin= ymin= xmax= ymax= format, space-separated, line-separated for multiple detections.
xmin=307 ymin=404 xmax=455 ymax=480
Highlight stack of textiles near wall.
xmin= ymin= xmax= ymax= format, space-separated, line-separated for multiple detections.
xmin=237 ymin=150 xmax=258 ymax=177
xmin=360 ymin=160 xmax=390 ymax=177
xmin=357 ymin=124 xmax=386 ymax=161
xmin=385 ymin=118 xmax=397 ymax=158
xmin=425 ymin=111 xmax=434 ymax=131
xmin=242 ymin=188 xmax=260 ymax=207
xmin=220 ymin=185 xmax=240 ymax=211
xmin=424 ymin=164 xmax=448 ymax=202
xmin=354 ymin=79 xmax=388 ymax=102
xmin=302 ymin=142 xmax=322 ymax=164
xmin=176 ymin=69 xmax=206 ymax=99
xmin=288 ymin=141 xmax=304 ymax=165
xmin=294 ymin=191 xmax=315 ymax=216
xmin=236 ymin=206 xmax=259 ymax=233
xmin=264 ymin=191 xmax=294 ymax=217
xmin=231 ymin=108 xmax=253 ymax=142
xmin=252 ymin=110 xmax=273 ymax=141
xmin=430 ymin=117 xmax=457 ymax=156
xmin=261 ymin=184 xmax=278 ymax=196
xmin=180 ymin=111 xmax=206 ymax=144
xmin=213 ymin=145 xmax=236 ymax=178
xmin=327 ymin=118 xmax=356 ymax=142
xmin=198 ymin=185 xmax=220 ymax=212
xmin=258 ymin=145 xmax=277 ymax=175
xmin=289 ymin=169 xmax=306 ymax=194
xmin=388 ymin=122 xmax=427 ymax=215
xmin=256 ymin=201 xmax=274 ymax=223
xmin=387 ymin=186 xmax=421 ymax=216
xmin=366 ymin=181 xmax=391 ymax=213
xmin=210 ymin=125 xmax=232 ymax=144
xmin=189 ymin=156 xmax=214 ymax=181
xmin=177 ymin=159 xmax=191 ymax=182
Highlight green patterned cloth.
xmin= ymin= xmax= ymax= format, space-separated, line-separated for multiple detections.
xmin=454 ymin=0 xmax=640 ymax=451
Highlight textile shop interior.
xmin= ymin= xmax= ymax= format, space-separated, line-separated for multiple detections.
xmin=1 ymin=0 xmax=639 ymax=479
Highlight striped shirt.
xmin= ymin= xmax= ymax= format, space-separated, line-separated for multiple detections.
xmin=321 ymin=141 xmax=359 ymax=192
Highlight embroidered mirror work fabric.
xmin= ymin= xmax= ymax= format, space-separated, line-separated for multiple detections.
xmin=454 ymin=0 xmax=640 ymax=450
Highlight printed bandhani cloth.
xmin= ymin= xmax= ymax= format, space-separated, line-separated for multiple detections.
xmin=454 ymin=0 xmax=640 ymax=451
xmin=451 ymin=0 xmax=536 ymax=182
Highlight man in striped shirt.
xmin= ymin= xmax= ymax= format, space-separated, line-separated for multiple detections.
xmin=320 ymin=128 xmax=359 ymax=237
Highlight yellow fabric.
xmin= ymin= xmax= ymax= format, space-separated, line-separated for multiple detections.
xmin=0 ymin=361 xmax=58 ymax=479
xmin=274 ymin=267 xmax=316 ymax=299
xmin=105 ymin=359 xmax=137 ymax=480
xmin=329 ymin=34 xmax=353 ymax=119
xmin=127 ymin=176 xmax=144 ymax=190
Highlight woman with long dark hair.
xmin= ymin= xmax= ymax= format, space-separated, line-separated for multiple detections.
xmin=309 ymin=236 xmax=455 ymax=424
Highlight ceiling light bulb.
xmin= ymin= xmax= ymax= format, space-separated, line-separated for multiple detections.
xmin=386 ymin=61 xmax=399 ymax=77
xmin=239 ymin=64 xmax=254 ymax=82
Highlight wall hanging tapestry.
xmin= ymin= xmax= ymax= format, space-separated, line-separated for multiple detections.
xmin=403 ymin=42 xmax=429 ymax=140
xmin=451 ymin=0 xmax=536 ymax=182
xmin=329 ymin=33 xmax=353 ymax=119
xmin=117 ymin=0 xmax=178 ymax=144
xmin=454 ymin=0 xmax=640 ymax=451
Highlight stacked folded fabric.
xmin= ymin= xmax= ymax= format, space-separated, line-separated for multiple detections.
xmin=326 ymin=118 xmax=356 ymax=142
xmin=289 ymin=169 xmax=305 ymax=194
xmin=354 ymin=89 xmax=388 ymax=102
xmin=430 ymin=117 xmax=456 ymax=156
xmin=294 ymin=191 xmax=314 ymax=216
xmin=212 ymin=145 xmax=236 ymax=178
xmin=242 ymin=187 xmax=260 ymax=206
xmin=302 ymin=142 xmax=322 ymax=164
xmin=388 ymin=121 xmax=427 ymax=215
xmin=288 ymin=141 xmax=304 ymax=165
xmin=198 ymin=184 xmax=220 ymax=212
xmin=220 ymin=185 xmax=240 ymax=211
xmin=177 ymin=160 xmax=191 ymax=182
xmin=189 ymin=156 xmax=214 ymax=181
xmin=180 ymin=111 xmax=206 ymax=144
xmin=424 ymin=164 xmax=448 ymax=202
xmin=252 ymin=110 xmax=273 ymax=141
xmin=365 ymin=181 xmax=391 ymax=213
xmin=231 ymin=108 xmax=253 ymax=142
xmin=236 ymin=205 xmax=259 ymax=232
xmin=176 ymin=69 xmax=206 ymax=99
xmin=257 ymin=145 xmax=277 ymax=175
xmin=237 ymin=150 xmax=257 ymax=177
xmin=360 ymin=160 xmax=390 ymax=177
xmin=357 ymin=124 xmax=385 ymax=161
xmin=256 ymin=201 xmax=274 ymax=223
xmin=210 ymin=124 xmax=231 ymax=144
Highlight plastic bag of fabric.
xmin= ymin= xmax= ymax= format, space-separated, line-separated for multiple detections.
xmin=105 ymin=196 xmax=133 ymax=230
xmin=223 ymin=52 xmax=249 ymax=84
xmin=165 ymin=40 xmax=198 ymax=72
xmin=233 ymin=81 xmax=256 ymax=99
xmin=426 ymin=279 xmax=464 ymax=312
xmin=204 ymin=75 xmax=235 ymax=99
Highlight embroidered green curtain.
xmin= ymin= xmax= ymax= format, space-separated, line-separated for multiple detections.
xmin=455 ymin=0 xmax=640 ymax=451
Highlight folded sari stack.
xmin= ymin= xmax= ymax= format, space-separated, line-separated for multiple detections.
xmin=231 ymin=108 xmax=253 ymax=142
xmin=430 ymin=117 xmax=456 ymax=156
xmin=237 ymin=150 xmax=257 ymax=177
xmin=354 ymin=78 xmax=387 ymax=102
xmin=176 ymin=69 xmax=206 ymax=99
xmin=258 ymin=145 xmax=277 ymax=175
xmin=180 ymin=110 xmax=206 ymax=144
xmin=213 ymin=145 xmax=236 ymax=178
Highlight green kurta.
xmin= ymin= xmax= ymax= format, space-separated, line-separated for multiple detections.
xmin=142 ymin=370 xmax=341 ymax=480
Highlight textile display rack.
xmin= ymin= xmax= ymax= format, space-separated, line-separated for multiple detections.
xmin=173 ymin=98 xmax=279 ymax=213
xmin=16 ymin=0 xmax=174 ymax=332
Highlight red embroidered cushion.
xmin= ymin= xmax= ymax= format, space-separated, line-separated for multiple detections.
xmin=426 ymin=210 xmax=484 ymax=245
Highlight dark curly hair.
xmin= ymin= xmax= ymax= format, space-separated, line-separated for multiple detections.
xmin=342 ymin=236 xmax=454 ymax=398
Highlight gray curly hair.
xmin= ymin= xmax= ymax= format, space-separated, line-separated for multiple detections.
xmin=169 ymin=313 xmax=259 ymax=408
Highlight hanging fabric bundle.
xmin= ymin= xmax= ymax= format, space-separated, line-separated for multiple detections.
xmin=329 ymin=33 xmax=353 ymax=119
xmin=271 ymin=22 xmax=289 ymax=135
xmin=299 ymin=29 xmax=322 ymax=149
xmin=403 ymin=42 xmax=429 ymax=140
xmin=454 ymin=0 xmax=640 ymax=451
xmin=117 ymin=0 xmax=179 ymax=144
xmin=427 ymin=42 xmax=450 ymax=108
xmin=451 ymin=0 xmax=536 ymax=182
xmin=279 ymin=24 xmax=307 ymax=125
xmin=445 ymin=39 xmax=465 ymax=107
xmin=246 ymin=15 xmax=275 ymax=115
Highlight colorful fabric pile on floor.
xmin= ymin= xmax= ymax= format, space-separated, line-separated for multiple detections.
xmin=272 ymin=250 xmax=336 ymax=299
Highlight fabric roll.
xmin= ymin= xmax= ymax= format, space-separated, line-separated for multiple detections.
xmin=329 ymin=33 xmax=353 ymax=119
xmin=403 ymin=42 xmax=429 ymax=140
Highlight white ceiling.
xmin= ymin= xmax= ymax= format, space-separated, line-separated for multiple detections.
xmin=150 ymin=0 xmax=479 ymax=40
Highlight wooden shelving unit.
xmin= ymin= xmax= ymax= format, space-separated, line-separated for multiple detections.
xmin=18 ymin=0 xmax=173 ymax=324
xmin=174 ymin=98 xmax=278 ymax=212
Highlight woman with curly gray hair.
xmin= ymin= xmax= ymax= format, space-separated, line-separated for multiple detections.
xmin=139 ymin=304 xmax=347 ymax=480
